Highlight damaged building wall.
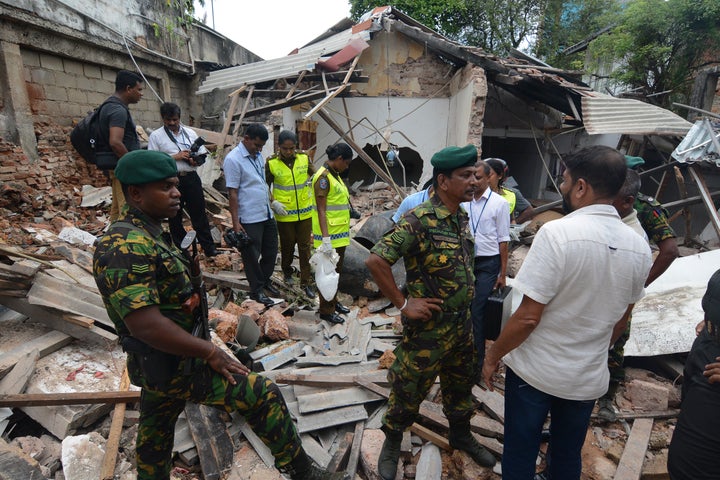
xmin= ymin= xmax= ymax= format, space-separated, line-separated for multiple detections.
xmin=0 ymin=0 xmax=258 ymax=195
xmin=283 ymin=30 xmax=486 ymax=188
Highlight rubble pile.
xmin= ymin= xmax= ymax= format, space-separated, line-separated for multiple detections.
xmin=0 ymin=177 xmax=694 ymax=480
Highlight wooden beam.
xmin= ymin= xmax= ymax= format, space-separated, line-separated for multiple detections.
xmin=327 ymin=431 xmax=353 ymax=473
xmin=100 ymin=369 xmax=130 ymax=480
xmin=232 ymin=85 xmax=255 ymax=141
xmin=688 ymin=165 xmax=720 ymax=240
xmin=614 ymin=418 xmax=653 ymax=480
xmin=185 ymin=402 xmax=235 ymax=480
xmin=346 ymin=421 xmax=365 ymax=479
xmin=410 ymin=423 xmax=451 ymax=451
xmin=314 ymin=105 xmax=404 ymax=198
xmin=0 ymin=390 xmax=140 ymax=407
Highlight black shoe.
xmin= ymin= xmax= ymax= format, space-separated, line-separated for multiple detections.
xmin=378 ymin=428 xmax=403 ymax=480
xmin=302 ymin=285 xmax=316 ymax=298
xmin=280 ymin=448 xmax=348 ymax=480
xmin=250 ymin=293 xmax=274 ymax=307
xmin=335 ymin=302 xmax=350 ymax=314
xmin=265 ymin=283 xmax=281 ymax=297
xmin=319 ymin=312 xmax=345 ymax=324
xmin=283 ymin=273 xmax=295 ymax=285
xmin=204 ymin=246 xmax=218 ymax=257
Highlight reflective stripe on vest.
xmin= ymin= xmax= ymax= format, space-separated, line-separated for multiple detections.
xmin=312 ymin=166 xmax=351 ymax=248
xmin=267 ymin=154 xmax=313 ymax=222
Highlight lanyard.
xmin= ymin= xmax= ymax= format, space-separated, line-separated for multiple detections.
xmin=470 ymin=191 xmax=492 ymax=235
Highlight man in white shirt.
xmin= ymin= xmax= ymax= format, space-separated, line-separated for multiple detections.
xmin=482 ymin=145 xmax=652 ymax=479
xmin=461 ymin=160 xmax=510 ymax=371
xmin=147 ymin=102 xmax=216 ymax=256
xmin=223 ymin=124 xmax=279 ymax=307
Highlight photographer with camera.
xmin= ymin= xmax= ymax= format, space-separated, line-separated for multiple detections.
xmin=147 ymin=102 xmax=217 ymax=257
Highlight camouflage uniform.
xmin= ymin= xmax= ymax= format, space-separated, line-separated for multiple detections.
xmin=93 ymin=206 xmax=301 ymax=480
xmin=608 ymin=193 xmax=677 ymax=383
xmin=371 ymin=191 xmax=477 ymax=430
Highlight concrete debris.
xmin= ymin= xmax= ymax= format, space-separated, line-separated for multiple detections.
xmin=0 ymin=173 xmax=709 ymax=480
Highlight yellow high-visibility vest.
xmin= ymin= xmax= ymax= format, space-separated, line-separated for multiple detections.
xmin=268 ymin=153 xmax=313 ymax=222
xmin=312 ymin=166 xmax=350 ymax=248
xmin=499 ymin=187 xmax=517 ymax=215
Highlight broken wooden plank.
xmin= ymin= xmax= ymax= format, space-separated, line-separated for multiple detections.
xmin=0 ymin=296 xmax=116 ymax=345
xmin=0 ymin=349 xmax=38 ymax=395
xmin=100 ymin=369 xmax=130 ymax=480
xmin=356 ymin=379 xmax=503 ymax=440
xmin=297 ymin=386 xmax=383 ymax=414
xmin=275 ymin=371 xmax=389 ymax=388
xmin=614 ymin=418 xmax=654 ymax=480
xmin=185 ymin=402 xmax=234 ymax=480
xmin=62 ymin=313 xmax=94 ymax=328
xmin=346 ymin=420 xmax=365 ymax=479
xmin=410 ymin=423 xmax=450 ymax=451
xmin=592 ymin=409 xmax=679 ymax=420
xmin=327 ymin=431 xmax=354 ymax=473
xmin=0 ymin=329 xmax=72 ymax=379
xmin=0 ymin=391 xmax=140 ymax=407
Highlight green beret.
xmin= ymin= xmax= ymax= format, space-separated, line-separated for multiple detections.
xmin=431 ymin=144 xmax=477 ymax=170
xmin=114 ymin=150 xmax=178 ymax=185
xmin=624 ymin=155 xmax=645 ymax=169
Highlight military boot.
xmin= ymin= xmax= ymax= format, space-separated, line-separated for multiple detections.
xmin=280 ymin=449 xmax=348 ymax=480
xmin=378 ymin=427 xmax=403 ymax=480
xmin=448 ymin=420 xmax=496 ymax=467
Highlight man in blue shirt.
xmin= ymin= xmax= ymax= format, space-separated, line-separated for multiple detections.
xmin=224 ymin=124 xmax=280 ymax=306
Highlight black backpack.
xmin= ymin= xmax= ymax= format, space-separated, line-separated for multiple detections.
xmin=70 ymin=100 xmax=114 ymax=164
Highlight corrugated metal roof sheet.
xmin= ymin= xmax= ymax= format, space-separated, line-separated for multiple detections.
xmin=581 ymin=94 xmax=692 ymax=136
xmin=196 ymin=29 xmax=371 ymax=94
xmin=671 ymin=120 xmax=720 ymax=166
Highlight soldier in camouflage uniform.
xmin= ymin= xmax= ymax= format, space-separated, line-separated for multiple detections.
xmin=600 ymin=156 xmax=679 ymax=422
xmin=366 ymin=145 xmax=497 ymax=480
xmin=93 ymin=150 xmax=346 ymax=480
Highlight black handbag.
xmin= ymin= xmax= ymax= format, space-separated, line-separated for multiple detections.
xmin=484 ymin=286 xmax=513 ymax=340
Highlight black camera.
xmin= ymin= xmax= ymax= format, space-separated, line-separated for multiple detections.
xmin=350 ymin=207 xmax=361 ymax=219
xmin=189 ymin=136 xmax=207 ymax=166
xmin=224 ymin=230 xmax=252 ymax=250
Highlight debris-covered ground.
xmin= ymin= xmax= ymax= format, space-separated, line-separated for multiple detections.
xmin=0 ymin=176 xmax=697 ymax=479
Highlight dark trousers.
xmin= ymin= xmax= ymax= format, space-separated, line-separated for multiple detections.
xmin=241 ymin=218 xmax=279 ymax=296
xmin=168 ymin=172 xmax=215 ymax=254
xmin=318 ymin=245 xmax=345 ymax=315
xmin=502 ymin=368 xmax=595 ymax=480
xmin=471 ymin=254 xmax=501 ymax=370
xmin=277 ymin=218 xmax=312 ymax=287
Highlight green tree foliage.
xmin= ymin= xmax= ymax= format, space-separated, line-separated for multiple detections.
xmin=587 ymin=0 xmax=720 ymax=104
xmin=534 ymin=0 xmax=620 ymax=69
xmin=348 ymin=0 xmax=545 ymax=56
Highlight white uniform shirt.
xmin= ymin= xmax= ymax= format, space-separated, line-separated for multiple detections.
xmin=462 ymin=188 xmax=511 ymax=257
xmin=147 ymin=125 xmax=207 ymax=173
xmin=504 ymin=204 xmax=652 ymax=401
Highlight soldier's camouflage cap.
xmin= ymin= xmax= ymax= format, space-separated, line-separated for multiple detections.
xmin=114 ymin=150 xmax=178 ymax=185
xmin=431 ymin=144 xmax=478 ymax=169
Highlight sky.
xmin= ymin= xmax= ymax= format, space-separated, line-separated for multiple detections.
xmin=193 ymin=0 xmax=352 ymax=60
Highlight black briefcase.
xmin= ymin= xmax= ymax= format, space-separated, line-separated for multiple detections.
xmin=484 ymin=286 xmax=513 ymax=341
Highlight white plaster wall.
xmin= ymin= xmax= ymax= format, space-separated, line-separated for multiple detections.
xmin=283 ymin=97 xmax=458 ymax=184
xmin=448 ymin=80 xmax=473 ymax=148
